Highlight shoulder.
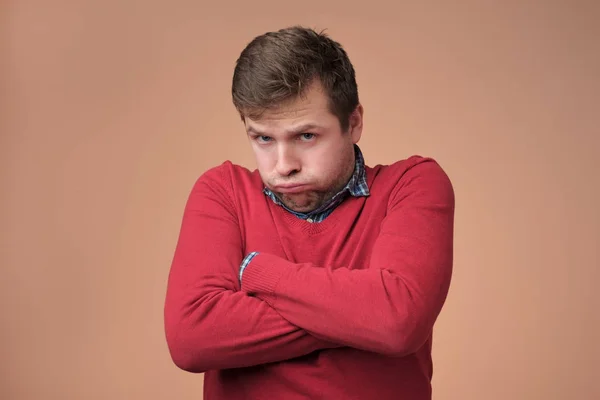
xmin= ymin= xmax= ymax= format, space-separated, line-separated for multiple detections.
xmin=368 ymin=155 xmax=454 ymax=207
xmin=196 ymin=160 xmax=255 ymax=186
xmin=191 ymin=160 xmax=263 ymax=205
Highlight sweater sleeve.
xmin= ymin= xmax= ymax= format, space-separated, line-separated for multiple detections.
xmin=240 ymin=160 xmax=455 ymax=357
xmin=164 ymin=165 xmax=340 ymax=373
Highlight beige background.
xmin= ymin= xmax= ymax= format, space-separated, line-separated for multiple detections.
xmin=2 ymin=1 xmax=599 ymax=399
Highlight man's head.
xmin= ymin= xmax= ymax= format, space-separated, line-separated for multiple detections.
xmin=231 ymin=26 xmax=364 ymax=213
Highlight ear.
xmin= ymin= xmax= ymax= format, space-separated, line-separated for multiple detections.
xmin=348 ymin=104 xmax=364 ymax=143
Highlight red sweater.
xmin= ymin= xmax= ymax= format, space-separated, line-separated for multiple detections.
xmin=164 ymin=155 xmax=455 ymax=400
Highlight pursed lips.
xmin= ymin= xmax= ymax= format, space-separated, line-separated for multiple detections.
xmin=273 ymin=184 xmax=308 ymax=194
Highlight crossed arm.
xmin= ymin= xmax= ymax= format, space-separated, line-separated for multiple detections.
xmin=164 ymin=160 xmax=455 ymax=373
xmin=163 ymin=166 xmax=341 ymax=373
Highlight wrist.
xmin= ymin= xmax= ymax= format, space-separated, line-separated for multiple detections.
xmin=239 ymin=251 xmax=259 ymax=283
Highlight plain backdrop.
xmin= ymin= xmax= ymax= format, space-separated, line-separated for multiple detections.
xmin=2 ymin=1 xmax=599 ymax=399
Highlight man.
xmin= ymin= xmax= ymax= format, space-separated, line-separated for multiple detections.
xmin=164 ymin=26 xmax=455 ymax=400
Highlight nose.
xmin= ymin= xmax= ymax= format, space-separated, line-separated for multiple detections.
xmin=275 ymin=145 xmax=301 ymax=177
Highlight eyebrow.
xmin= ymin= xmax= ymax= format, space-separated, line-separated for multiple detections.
xmin=247 ymin=123 xmax=322 ymax=136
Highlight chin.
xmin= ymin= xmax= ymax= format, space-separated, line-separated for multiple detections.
xmin=280 ymin=198 xmax=317 ymax=213
xmin=290 ymin=206 xmax=316 ymax=213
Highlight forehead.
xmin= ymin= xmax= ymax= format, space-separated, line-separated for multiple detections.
xmin=244 ymin=81 xmax=338 ymax=135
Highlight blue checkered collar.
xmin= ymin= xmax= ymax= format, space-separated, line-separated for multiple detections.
xmin=263 ymin=144 xmax=370 ymax=221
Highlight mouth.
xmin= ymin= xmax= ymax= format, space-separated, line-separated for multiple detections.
xmin=273 ymin=184 xmax=307 ymax=194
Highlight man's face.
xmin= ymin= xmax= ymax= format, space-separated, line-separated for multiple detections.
xmin=244 ymin=81 xmax=363 ymax=213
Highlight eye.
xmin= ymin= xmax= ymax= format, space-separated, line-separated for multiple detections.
xmin=256 ymin=135 xmax=272 ymax=143
xmin=300 ymin=133 xmax=315 ymax=141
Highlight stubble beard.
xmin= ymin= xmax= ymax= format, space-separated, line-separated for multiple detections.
xmin=274 ymin=153 xmax=356 ymax=214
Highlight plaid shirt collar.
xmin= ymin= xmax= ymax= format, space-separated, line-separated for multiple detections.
xmin=263 ymin=144 xmax=370 ymax=222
